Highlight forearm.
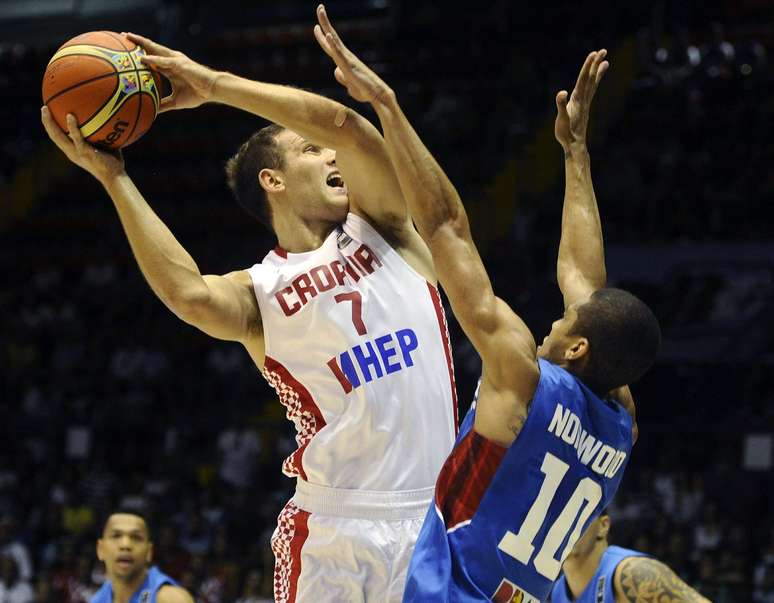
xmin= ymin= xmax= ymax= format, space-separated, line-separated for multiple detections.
xmin=557 ymin=145 xmax=606 ymax=302
xmin=372 ymin=92 xmax=466 ymax=241
xmin=102 ymin=173 xmax=208 ymax=313
xmin=211 ymin=72 xmax=355 ymax=149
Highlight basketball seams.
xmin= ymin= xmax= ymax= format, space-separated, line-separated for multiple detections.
xmin=43 ymin=71 xmax=117 ymax=105
xmin=103 ymin=31 xmax=131 ymax=52
xmin=43 ymin=32 xmax=158 ymax=149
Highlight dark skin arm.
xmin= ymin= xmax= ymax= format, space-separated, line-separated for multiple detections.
xmin=614 ymin=557 xmax=712 ymax=603
xmin=554 ymin=51 xmax=637 ymax=441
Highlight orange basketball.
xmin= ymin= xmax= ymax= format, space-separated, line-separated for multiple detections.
xmin=42 ymin=31 xmax=162 ymax=149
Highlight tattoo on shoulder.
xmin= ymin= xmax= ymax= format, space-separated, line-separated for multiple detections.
xmin=618 ymin=557 xmax=708 ymax=603
xmin=509 ymin=412 xmax=527 ymax=438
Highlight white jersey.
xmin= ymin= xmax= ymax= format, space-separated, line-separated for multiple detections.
xmin=248 ymin=213 xmax=457 ymax=491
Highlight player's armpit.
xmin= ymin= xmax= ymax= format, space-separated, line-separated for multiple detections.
xmin=614 ymin=557 xmax=712 ymax=603
xmin=156 ymin=585 xmax=195 ymax=603
xmin=176 ymin=270 xmax=262 ymax=346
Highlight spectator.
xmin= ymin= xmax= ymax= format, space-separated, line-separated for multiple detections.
xmin=0 ymin=555 xmax=33 ymax=603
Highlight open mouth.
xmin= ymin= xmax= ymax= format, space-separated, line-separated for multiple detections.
xmin=326 ymin=172 xmax=345 ymax=191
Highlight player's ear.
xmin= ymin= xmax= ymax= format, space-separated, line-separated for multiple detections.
xmin=598 ymin=514 xmax=611 ymax=539
xmin=96 ymin=538 xmax=104 ymax=562
xmin=146 ymin=542 xmax=154 ymax=564
xmin=258 ymin=168 xmax=285 ymax=194
xmin=564 ymin=336 xmax=589 ymax=361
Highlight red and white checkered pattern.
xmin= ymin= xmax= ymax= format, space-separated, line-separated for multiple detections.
xmin=262 ymin=356 xmax=326 ymax=481
xmin=271 ymin=500 xmax=309 ymax=603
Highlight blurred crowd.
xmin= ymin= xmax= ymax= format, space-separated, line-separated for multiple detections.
xmin=2 ymin=1 xmax=773 ymax=602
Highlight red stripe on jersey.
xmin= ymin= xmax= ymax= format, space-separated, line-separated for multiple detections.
xmin=435 ymin=429 xmax=507 ymax=530
xmin=274 ymin=245 xmax=288 ymax=259
xmin=427 ymin=282 xmax=459 ymax=433
xmin=271 ymin=501 xmax=311 ymax=603
xmin=262 ymin=356 xmax=327 ymax=481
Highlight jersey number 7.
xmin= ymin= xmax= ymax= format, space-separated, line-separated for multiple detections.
xmin=498 ymin=452 xmax=602 ymax=579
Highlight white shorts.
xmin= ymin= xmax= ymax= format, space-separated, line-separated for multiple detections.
xmin=271 ymin=479 xmax=434 ymax=602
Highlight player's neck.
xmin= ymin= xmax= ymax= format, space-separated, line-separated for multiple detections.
xmin=563 ymin=542 xmax=608 ymax=599
xmin=110 ymin=568 xmax=149 ymax=603
xmin=273 ymin=212 xmax=339 ymax=254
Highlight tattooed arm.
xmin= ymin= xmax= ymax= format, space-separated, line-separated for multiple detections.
xmin=614 ymin=557 xmax=712 ymax=603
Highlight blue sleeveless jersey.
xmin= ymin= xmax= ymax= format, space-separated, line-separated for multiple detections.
xmin=91 ymin=566 xmax=177 ymax=603
xmin=550 ymin=546 xmax=648 ymax=602
xmin=404 ymin=359 xmax=634 ymax=602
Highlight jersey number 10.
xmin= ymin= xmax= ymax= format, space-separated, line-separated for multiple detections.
xmin=497 ymin=452 xmax=602 ymax=580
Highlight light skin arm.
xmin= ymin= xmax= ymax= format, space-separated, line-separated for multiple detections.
xmin=314 ymin=6 xmax=539 ymax=441
xmin=157 ymin=585 xmax=196 ymax=603
xmin=126 ymin=32 xmax=425 ymax=245
xmin=554 ymin=51 xmax=637 ymax=439
xmin=40 ymin=108 xmax=261 ymax=349
xmin=614 ymin=557 xmax=712 ymax=603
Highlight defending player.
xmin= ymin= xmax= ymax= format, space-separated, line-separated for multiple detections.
xmin=91 ymin=512 xmax=194 ymax=603
xmin=550 ymin=512 xmax=711 ymax=602
xmin=314 ymin=6 xmax=660 ymax=601
xmin=41 ymin=28 xmax=458 ymax=603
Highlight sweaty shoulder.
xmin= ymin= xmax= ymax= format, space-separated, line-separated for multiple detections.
xmin=156 ymin=585 xmax=195 ymax=603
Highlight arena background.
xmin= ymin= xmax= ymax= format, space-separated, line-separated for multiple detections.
xmin=1 ymin=0 xmax=772 ymax=601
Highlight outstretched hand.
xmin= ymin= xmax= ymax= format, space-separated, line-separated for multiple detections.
xmin=555 ymin=49 xmax=609 ymax=152
xmin=124 ymin=32 xmax=219 ymax=112
xmin=41 ymin=107 xmax=125 ymax=183
xmin=313 ymin=4 xmax=394 ymax=106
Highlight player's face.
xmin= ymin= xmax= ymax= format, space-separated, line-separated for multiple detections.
xmin=97 ymin=514 xmax=152 ymax=583
xmin=537 ymin=304 xmax=580 ymax=362
xmin=566 ymin=515 xmax=609 ymax=559
xmin=275 ymin=129 xmax=349 ymax=223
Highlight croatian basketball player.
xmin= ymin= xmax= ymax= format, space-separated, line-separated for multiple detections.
xmin=314 ymin=6 xmax=661 ymax=601
xmin=43 ymin=26 xmax=458 ymax=603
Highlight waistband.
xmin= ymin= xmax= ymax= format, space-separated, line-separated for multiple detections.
xmin=292 ymin=479 xmax=434 ymax=520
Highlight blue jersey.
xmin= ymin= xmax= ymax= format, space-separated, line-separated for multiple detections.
xmin=404 ymin=359 xmax=634 ymax=602
xmin=550 ymin=546 xmax=648 ymax=602
xmin=91 ymin=566 xmax=177 ymax=603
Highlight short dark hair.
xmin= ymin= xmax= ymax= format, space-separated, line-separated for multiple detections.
xmin=100 ymin=510 xmax=153 ymax=541
xmin=225 ymin=123 xmax=286 ymax=230
xmin=571 ymin=288 xmax=661 ymax=393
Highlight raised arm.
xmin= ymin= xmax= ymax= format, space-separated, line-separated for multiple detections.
xmin=41 ymin=109 xmax=261 ymax=352
xmin=126 ymin=33 xmax=416 ymax=240
xmin=554 ymin=53 xmax=639 ymax=438
xmin=314 ymin=6 xmax=537 ymax=403
xmin=554 ymin=50 xmax=609 ymax=309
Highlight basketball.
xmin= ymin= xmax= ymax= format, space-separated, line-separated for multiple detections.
xmin=42 ymin=31 xmax=162 ymax=149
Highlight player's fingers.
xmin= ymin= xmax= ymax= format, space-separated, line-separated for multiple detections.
xmin=334 ymin=66 xmax=348 ymax=88
xmin=595 ymin=60 xmax=610 ymax=85
xmin=318 ymin=6 xmax=351 ymax=62
xmin=325 ymin=33 xmax=352 ymax=71
xmin=140 ymin=54 xmax=175 ymax=70
xmin=555 ymin=90 xmax=570 ymax=120
xmin=317 ymin=5 xmax=337 ymax=38
xmin=125 ymin=32 xmax=175 ymax=56
xmin=574 ymin=51 xmax=596 ymax=93
xmin=588 ymin=49 xmax=607 ymax=89
xmin=313 ymin=24 xmax=335 ymax=58
xmin=158 ymin=92 xmax=178 ymax=113
xmin=41 ymin=107 xmax=75 ymax=152
xmin=65 ymin=114 xmax=87 ymax=153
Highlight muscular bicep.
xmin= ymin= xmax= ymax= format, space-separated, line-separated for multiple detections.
xmin=615 ymin=557 xmax=711 ymax=603
xmin=179 ymin=270 xmax=261 ymax=344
